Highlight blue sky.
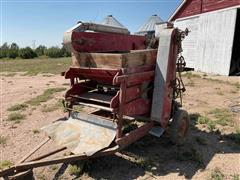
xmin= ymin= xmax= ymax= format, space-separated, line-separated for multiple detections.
xmin=1 ymin=0 xmax=181 ymax=47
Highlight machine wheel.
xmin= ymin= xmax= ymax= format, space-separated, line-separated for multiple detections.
xmin=169 ymin=109 xmax=189 ymax=145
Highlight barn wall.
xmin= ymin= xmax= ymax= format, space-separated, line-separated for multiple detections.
xmin=174 ymin=16 xmax=200 ymax=68
xmin=196 ymin=8 xmax=237 ymax=75
xmin=171 ymin=0 xmax=240 ymax=21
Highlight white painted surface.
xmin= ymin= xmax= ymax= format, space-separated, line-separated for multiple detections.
xmin=174 ymin=16 xmax=200 ymax=68
xmin=173 ymin=8 xmax=237 ymax=75
xmin=196 ymin=9 xmax=237 ymax=75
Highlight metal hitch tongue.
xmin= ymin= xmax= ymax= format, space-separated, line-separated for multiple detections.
xmin=42 ymin=112 xmax=117 ymax=156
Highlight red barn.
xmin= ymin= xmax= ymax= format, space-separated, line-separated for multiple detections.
xmin=169 ymin=0 xmax=240 ymax=75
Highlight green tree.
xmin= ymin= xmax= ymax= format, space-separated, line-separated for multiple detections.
xmin=45 ymin=47 xmax=64 ymax=58
xmin=19 ymin=47 xmax=37 ymax=59
xmin=61 ymin=46 xmax=71 ymax=57
xmin=7 ymin=43 xmax=19 ymax=58
xmin=35 ymin=45 xmax=47 ymax=56
xmin=0 ymin=43 xmax=9 ymax=58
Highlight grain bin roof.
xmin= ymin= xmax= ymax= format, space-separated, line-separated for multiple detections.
xmin=101 ymin=15 xmax=127 ymax=29
xmin=136 ymin=15 xmax=163 ymax=34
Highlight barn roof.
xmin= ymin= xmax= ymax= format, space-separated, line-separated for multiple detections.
xmin=169 ymin=0 xmax=240 ymax=21
xmin=136 ymin=15 xmax=163 ymax=34
xmin=168 ymin=0 xmax=187 ymax=21
xmin=101 ymin=15 xmax=127 ymax=29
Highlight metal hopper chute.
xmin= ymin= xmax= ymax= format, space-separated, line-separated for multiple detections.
xmin=42 ymin=112 xmax=117 ymax=156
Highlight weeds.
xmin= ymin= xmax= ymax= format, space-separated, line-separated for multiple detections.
xmin=209 ymin=108 xmax=233 ymax=126
xmin=68 ymin=164 xmax=82 ymax=176
xmin=41 ymin=100 xmax=62 ymax=112
xmin=32 ymin=129 xmax=40 ymax=134
xmin=7 ymin=103 xmax=28 ymax=111
xmin=0 ymin=136 xmax=7 ymax=145
xmin=0 ymin=160 xmax=13 ymax=170
xmin=232 ymin=174 xmax=240 ymax=180
xmin=135 ymin=156 xmax=154 ymax=169
xmin=7 ymin=112 xmax=26 ymax=122
xmin=210 ymin=168 xmax=224 ymax=180
xmin=36 ymin=174 xmax=46 ymax=180
xmin=26 ymin=87 xmax=66 ymax=106
xmin=197 ymin=116 xmax=210 ymax=124
xmin=197 ymin=116 xmax=216 ymax=131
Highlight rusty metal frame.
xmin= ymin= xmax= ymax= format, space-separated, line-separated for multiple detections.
xmin=0 ymin=26 xmax=185 ymax=178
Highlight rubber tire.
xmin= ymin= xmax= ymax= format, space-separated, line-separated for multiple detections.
xmin=169 ymin=109 xmax=189 ymax=145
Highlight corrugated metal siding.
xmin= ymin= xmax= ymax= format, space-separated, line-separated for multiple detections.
xmin=136 ymin=15 xmax=163 ymax=35
xmin=171 ymin=0 xmax=240 ymax=21
xmin=101 ymin=15 xmax=127 ymax=29
xmin=196 ymin=9 xmax=237 ymax=75
xmin=174 ymin=16 xmax=199 ymax=68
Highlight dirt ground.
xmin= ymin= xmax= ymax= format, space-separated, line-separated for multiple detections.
xmin=0 ymin=72 xmax=239 ymax=180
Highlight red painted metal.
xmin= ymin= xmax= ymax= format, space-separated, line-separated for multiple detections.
xmin=116 ymin=122 xmax=154 ymax=148
xmin=123 ymin=98 xmax=150 ymax=116
xmin=170 ymin=0 xmax=240 ymax=21
xmin=110 ymin=85 xmax=142 ymax=109
xmin=113 ymin=71 xmax=155 ymax=86
xmin=65 ymin=67 xmax=121 ymax=84
xmin=71 ymin=31 xmax=147 ymax=53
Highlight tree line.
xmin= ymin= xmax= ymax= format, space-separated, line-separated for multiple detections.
xmin=0 ymin=42 xmax=71 ymax=59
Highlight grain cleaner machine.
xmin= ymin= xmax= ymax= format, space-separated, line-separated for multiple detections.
xmin=0 ymin=22 xmax=189 ymax=178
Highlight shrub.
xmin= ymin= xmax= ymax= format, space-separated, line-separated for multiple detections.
xmin=35 ymin=45 xmax=47 ymax=56
xmin=19 ymin=47 xmax=37 ymax=59
xmin=7 ymin=49 xmax=18 ymax=58
xmin=61 ymin=46 xmax=71 ymax=57
xmin=7 ymin=103 xmax=28 ymax=111
xmin=7 ymin=112 xmax=26 ymax=122
xmin=45 ymin=47 xmax=64 ymax=58
xmin=0 ymin=43 xmax=9 ymax=58
xmin=7 ymin=43 xmax=19 ymax=59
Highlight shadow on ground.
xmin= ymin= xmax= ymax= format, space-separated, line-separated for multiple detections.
xmin=55 ymin=113 xmax=240 ymax=180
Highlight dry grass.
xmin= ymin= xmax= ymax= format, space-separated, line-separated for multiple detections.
xmin=7 ymin=103 xmax=28 ymax=111
xmin=0 ymin=160 xmax=13 ymax=170
xmin=32 ymin=129 xmax=40 ymax=134
xmin=210 ymin=168 xmax=224 ymax=180
xmin=0 ymin=136 xmax=7 ymax=145
xmin=26 ymin=87 xmax=66 ymax=106
xmin=0 ymin=57 xmax=71 ymax=75
xmin=7 ymin=112 xmax=26 ymax=123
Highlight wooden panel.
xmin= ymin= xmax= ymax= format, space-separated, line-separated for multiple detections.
xmin=171 ymin=0 xmax=202 ymax=20
xmin=72 ymin=52 xmax=122 ymax=69
xmin=174 ymin=16 xmax=199 ymax=68
xmin=171 ymin=0 xmax=240 ymax=21
xmin=202 ymin=0 xmax=240 ymax=13
xmin=196 ymin=9 xmax=237 ymax=75
xmin=122 ymin=49 xmax=157 ymax=68
xmin=72 ymin=49 xmax=157 ymax=69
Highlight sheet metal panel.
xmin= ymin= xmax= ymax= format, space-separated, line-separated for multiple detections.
xmin=151 ymin=27 xmax=175 ymax=125
xmin=42 ymin=112 xmax=117 ymax=156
